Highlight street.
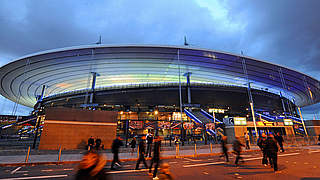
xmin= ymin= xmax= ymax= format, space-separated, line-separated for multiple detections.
xmin=1 ymin=148 xmax=320 ymax=180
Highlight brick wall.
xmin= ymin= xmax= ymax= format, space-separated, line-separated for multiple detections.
xmin=39 ymin=108 xmax=118 ymax=150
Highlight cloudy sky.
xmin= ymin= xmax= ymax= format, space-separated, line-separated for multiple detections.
xmin=0 ymin=0 xmax=319 ymax=119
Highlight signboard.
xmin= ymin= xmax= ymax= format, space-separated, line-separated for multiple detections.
xmin=284 ymin=119 xmax=293 ymax=126
xmin=209 ymin=108 xmax=226 ymax=113
xmin=158 ymin=121 xmax=171 ymax=129
xmin=129 ymin=121 xmax=143 ymax=129
xmin=172 ymin=112 xmax=188 ymax=121
xmin=183 ymin=122 xmax=194 ymax=129
xmin=234 ymin=117 xmax=247 ymax=125
xmin=205 ymin=123 xmax=215 ymax=130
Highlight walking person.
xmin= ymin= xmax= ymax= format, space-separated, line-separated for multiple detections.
xmin=318 ymin=134 xmax=320 ymax=145
xmin=130 ymin=137 xmax=137 ymax=156
xmin=233 ymin=136 xmax=244 ymax=166
xmin=88 ymin=136 xmax=94 ymax=151
xmin=75 ymin=151 xmax=108 ymax=180
xmin=146 ymin=133 xmax=154 ymax=157
xmin=149 ymin=136 xmax=162 ymax=179
xmin=244 ymin=132 xmax=250 ymax=149
xmin=265 ymin=133 xmax=279 ymax=172
xmin=257 ymin=133 xmax=268 ymax=166
xmin=220 ymin=135 xmax=229 ymax=162
xmin=95 ymin=137 xmax=102 ymax=151
xmin=158 ymin=163 xmax=174 ymax=180
xmin=110 ymin=136 xmax=123 ymax=170
xmin=274 ymin=132 xmax=284 ymax=152
xmin=135 ymin=137 xmax=148 ymax=170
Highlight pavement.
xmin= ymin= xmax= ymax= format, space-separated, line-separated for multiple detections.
xmin=1 ymin=146 xmax=320 ymax=179
xmin=0 ymin=144 xmax=259 ymax=165
xmin=0 ymin=143 xmax=318 ymax=166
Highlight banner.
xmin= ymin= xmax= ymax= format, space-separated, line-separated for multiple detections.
xmin=158 ymin=121 xmax=171 ymax=129
xmin=129 ymin=121 xmax=143 ymax=129
xmin=205 ymin=123 xmax=215 ymax=130
xmin=183 ymin=122 xmax=194 ymax=129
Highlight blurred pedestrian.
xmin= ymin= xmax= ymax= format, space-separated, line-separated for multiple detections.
xmin=146 ymin=133 xmax=154 ymax=157
xmin=233 ymin=136 xmax=244 ymax=166
xmin=149 ymin=136 xmax=162 ymax=179
xmin=244 ymin=132 xmax=250 ymax=149
xmin=318 ymin=134 xmax=320 ymax=145
xmin=75 ymin=151 xmax=108 ymax=180
xmin=130 ymin=137 xmax=137 ymax=155
xmin=88 ymin=136 xmax=94 ymax=151
xmin=265 ymin=133 xmax=279 ymax=171
xmin=274 ymin=132 xmax=284 ymax=152
xmin=135 ymin=137 xmax=148 ymax=170
xmin=257 ymin=133 xmax=268 ymax=166
xmin=95 ymin=138 xmax=102 ymax=151
xmin=220 ymin=136 xmax=229 ymax=162
xmin=111 ymin=136 xmax=123 ymax=170
xmin=158 ymin=163 xmax=174 ymax=180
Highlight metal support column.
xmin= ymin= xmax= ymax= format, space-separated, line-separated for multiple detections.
xmin=241 ymin=52 xmax=258 ymax=137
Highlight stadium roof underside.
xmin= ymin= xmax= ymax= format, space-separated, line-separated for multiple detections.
xmin=0 ymin=45 xmax=319 ymax=108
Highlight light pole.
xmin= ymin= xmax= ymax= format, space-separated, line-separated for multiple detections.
xmin=154 ymin=110 xmax=159 ymax=136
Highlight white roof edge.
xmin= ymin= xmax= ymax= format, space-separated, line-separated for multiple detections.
xmin=4 ymin=43 xmax=319 ymax=81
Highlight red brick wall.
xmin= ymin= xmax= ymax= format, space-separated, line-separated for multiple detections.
xmin=39 ymin=108 xmax=118 ymax=150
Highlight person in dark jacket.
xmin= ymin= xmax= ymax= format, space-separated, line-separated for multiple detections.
xmin=257 ymin=133 xmax=268 ymax=166
xmin=233 ymin=136 xmax=244 ymax=166
xmin=135 ymin=136 xmax=148 ymax=170
xmin=88 ymin=136 xmax=94 ymax=151
xmin=146 ymin=133 xmax=154 ymax=157
xmin=95 ymin=138 xmax=102 ymax=151
xmin=149 ymin=136 xmax=162 ymax=178
xmin=110 ymin=136 xmax=124 ymax=170
xmin=130 ymin=137 xmax=137 ymax=155
xmin=220 ymin=136 xmax=229 ymax=162
xmin=274 ymin=132 xmax=284 ymax=152
xmin=75 ymin=151 xmax=108 ymax=180
xmin=265 ymin=134 xmax=279 ymax=171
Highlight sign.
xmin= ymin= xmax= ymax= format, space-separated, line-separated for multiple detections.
xmin=284 ymin=119 xmax=293 ymax=126
xmin=209 ymin=108 xmax=227 ymax=113
xmin=158 ymin=121 xmax=171 ymax=129
xmin=205 ymin=123 xmax=215 ymax=130
xmin=172 ymin=112 xmax=188 ymax=121
xmin=129 ymin=121 xmax=143 ymax=129
xmin=234 ymin=117 xmax=247 ymax=125
xmin=183 ymin=122 xmax=194 ymax=129
xmin=182 ymin=104 xmax=200 ymax=108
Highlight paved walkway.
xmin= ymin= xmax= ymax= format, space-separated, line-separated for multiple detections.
xmin=4 ymin=144 xmax=317 ymax=164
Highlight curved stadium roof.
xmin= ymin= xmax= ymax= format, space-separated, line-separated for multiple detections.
xmin=0 ymin=44 xmax=319 ymax=108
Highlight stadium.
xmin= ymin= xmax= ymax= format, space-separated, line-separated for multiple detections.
xmin=1 ymin=45 xmax=320 ymax=149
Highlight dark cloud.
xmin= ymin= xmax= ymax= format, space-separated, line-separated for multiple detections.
xmin=0 ymin=0 xmax=319 ymax=117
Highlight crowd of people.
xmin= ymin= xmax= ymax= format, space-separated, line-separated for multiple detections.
xmin=110 ymin=132 xmax=173 ymax=180
xmin=219 ymin=132 xmax=285 ymax=172
xmin=77 ymin=131 xmax=290 ymax=179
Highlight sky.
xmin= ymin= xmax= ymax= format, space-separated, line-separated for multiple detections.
xmin=0 ymin=0 xmax=320 ymax=119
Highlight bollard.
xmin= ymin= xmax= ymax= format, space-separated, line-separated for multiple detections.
xmin=58 ymin=145 xmax=62 ymax=161
xmin=210 ymin=143 xmax=213 ymax=153
xmin=25 ymin=146 xmax=31 ymax=163
xmin=175 ymin=144 xmax=179 ymax=157
xmin=137 ymin=146 xmax=139 ymax=158
xmin=194 ymin=144 xmax=197 ymax=157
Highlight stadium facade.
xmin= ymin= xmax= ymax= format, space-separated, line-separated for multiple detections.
xmin=1 ymin=45 xmax=320 ymax=149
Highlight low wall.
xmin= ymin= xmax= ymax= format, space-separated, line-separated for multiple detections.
xmin=39 ymin=108 xmax=117 ymax=150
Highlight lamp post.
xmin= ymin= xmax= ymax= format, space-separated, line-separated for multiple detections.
xmin=154 ymin=110 xmax=159 ymax=136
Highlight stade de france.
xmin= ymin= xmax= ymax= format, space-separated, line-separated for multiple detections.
xmin=1 ymin=45 xmax=320 ymax=149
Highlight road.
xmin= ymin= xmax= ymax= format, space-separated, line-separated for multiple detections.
xmin=1 ymin=148 xmax=320 ymax=180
